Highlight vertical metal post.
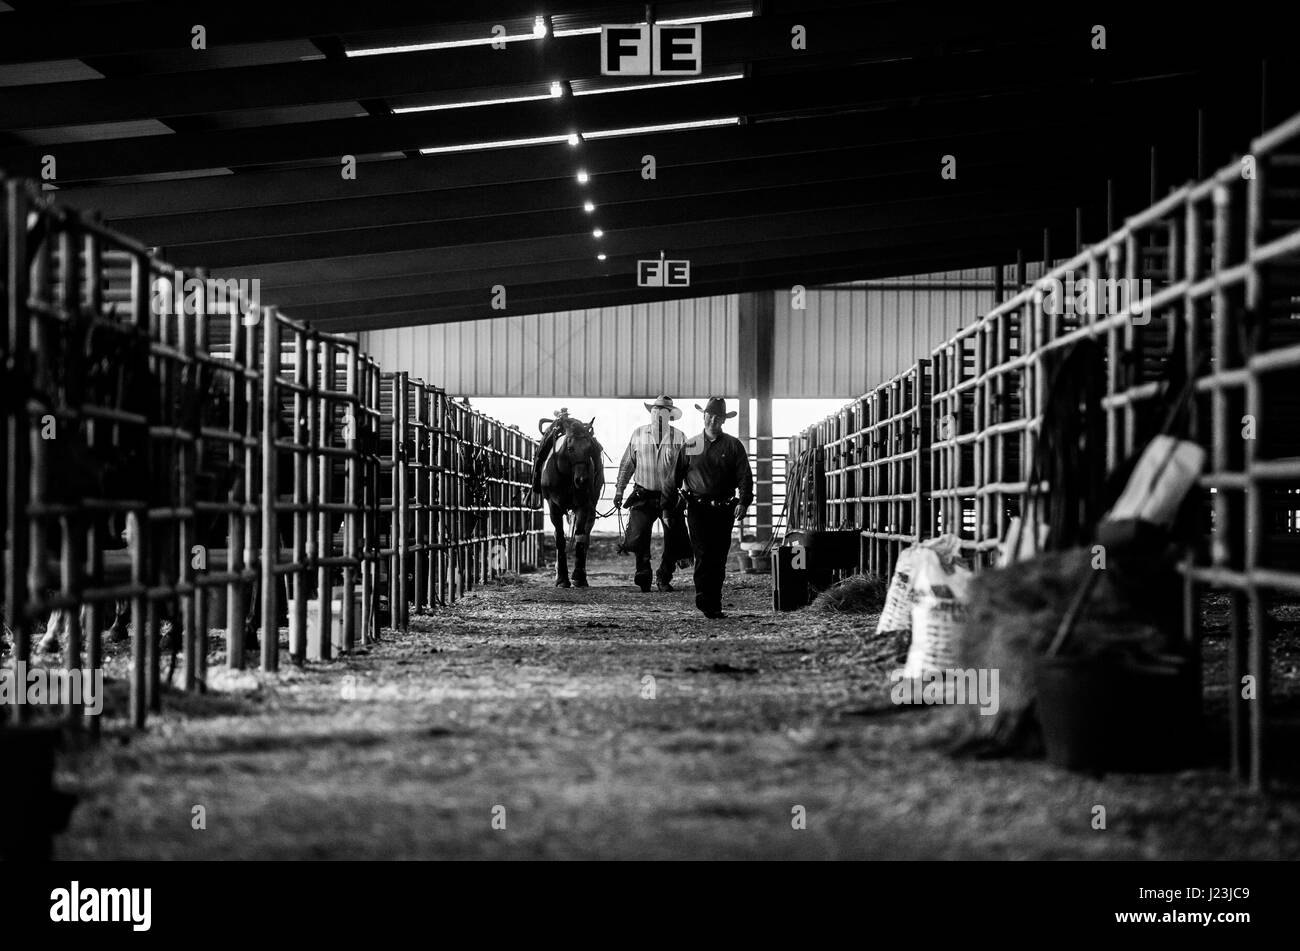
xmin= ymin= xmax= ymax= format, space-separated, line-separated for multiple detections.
xmin=360 ymin=360 xmax=374 ymax=642
xmin=412 ymin=382 xmax=427 ymax=613
xmin=83 ymin=225 xmax=104 ymax=737
xmin=396 ymin=372 xmax=410 ymax=630
xmin=178 ymin=294 xmax=197 ymax=691
xmin=260 ymin=308 xmax=280 ymax=672
xmin=227 ymin=309 xmax=247 ymax=669
xmin=316 ymin=337 xmax=333 ymax=661
xmin=304 ymin=335 xmax=322 ymax=659
xmin=343 ymin=346 xmax=358 ymax=652
xmin=56 ymin=218 xmax=84 ymax=727
xmin=290 ymin=329 xmax=307 ymax=661
xmin=129 ymin=251 xmax=150 ymax=729
xmin=1244 ymin=156 xmax=1267 ymax=790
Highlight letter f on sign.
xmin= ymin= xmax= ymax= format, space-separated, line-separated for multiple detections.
xmin=602 ymin=25 xmax=650 ymax=75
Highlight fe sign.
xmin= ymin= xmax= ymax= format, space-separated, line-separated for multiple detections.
xmin=638 ymin=258 xmax=691 ymax=288
xmin=601 ymin=24 xmax=702 ymax=76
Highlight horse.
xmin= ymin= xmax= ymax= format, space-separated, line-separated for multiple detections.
xmin=538 ymin=416 xmax=603 ymax=588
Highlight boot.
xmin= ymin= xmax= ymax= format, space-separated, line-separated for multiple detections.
xmin=634 ymin=554 xmax=652 ymax=592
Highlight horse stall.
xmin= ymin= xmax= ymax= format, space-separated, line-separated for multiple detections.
xmin=779 ymin=111 xmax=1300 ymax=788
xmin=1 ymin=172 xmax=541 ymax=739
xmin=861 ymin=362 xmax=931 ymax=580
xmin=259 ymin=312 xmax=365 ymax=665
xmin=3 ymin=177 xmax=204 ymax=731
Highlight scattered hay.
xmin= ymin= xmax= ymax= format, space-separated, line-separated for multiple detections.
xmin=940 ymin=547 xmax=1177 ymax=757
xmin=811 ymin=573 xmax=889 ymax=614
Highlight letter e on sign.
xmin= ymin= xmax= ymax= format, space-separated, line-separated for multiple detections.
xmin=601 ymin=25 xmax=650 ymax=75
xmin=653 ymin=24 xmax=702 ymax=75
xmin=666 ymin=259 xmax=691 ymax=287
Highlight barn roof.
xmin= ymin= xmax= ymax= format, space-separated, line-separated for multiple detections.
xmin=0 ymin=0 xmax=1291 ymax=331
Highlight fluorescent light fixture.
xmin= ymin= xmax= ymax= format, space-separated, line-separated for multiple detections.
xmin=348 ymin=23 xmax=547 ymax=57
xmin=394 ymin=91 xmax=558 ymax=114
xmin=555 ymin=11 xmax=753 ymax=36
xmin=583 ymin=201 xmax=595 ymax=213
xmin=549 ymin=81 xmax=563 ymax=97
xmin=576 ymin=169 xmax=590 ymax=183
xmin=597 ymin=253 xmax=607 ymax=261
xmin=415 ymin=121 xmax=739 ymax=157
xmin=418 ymin=134 xmax=571 ymax=155
xmin=583 ymin=117 xmax=740 ymax=139
xmin=593 ymin=228 xmax=604 ymax=238
xmin=572 ymin=72 xmax=744 ymax=96
xmin=659 ymin=12 xmax=754 ymax=25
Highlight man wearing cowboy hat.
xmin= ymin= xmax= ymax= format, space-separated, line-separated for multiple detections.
xmin=613 ymin=396 xmax=692 ymax=592
xmin=665 ymin=397 xmax=753 ymax=618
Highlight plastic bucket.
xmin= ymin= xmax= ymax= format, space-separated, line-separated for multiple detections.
xmin=1033 ymin=653 xmax=1201 ymax=773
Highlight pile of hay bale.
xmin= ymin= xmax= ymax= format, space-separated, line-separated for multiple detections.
xmin=810 ymin=573 xmax=889 ymax=614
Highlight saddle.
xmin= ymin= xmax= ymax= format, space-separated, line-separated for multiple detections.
xmin=539 ymin=435 xmax=565 ymax=491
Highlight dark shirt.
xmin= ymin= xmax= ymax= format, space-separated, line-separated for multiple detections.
xmin=668 ymin=431 xmax=753 ymax=508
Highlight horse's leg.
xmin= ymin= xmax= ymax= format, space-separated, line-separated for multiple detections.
xmin=106 ymin=599 xmax=131 ymax=643
xmin=38 ymin=607 xmax=68 ymax=654
xmin=162 ymin=612 xmax=178 ymax=687
xmin=572 ymin=503 xmax=593 ymax=588
xmin=551 ymin=502 xmax=570 ymax=588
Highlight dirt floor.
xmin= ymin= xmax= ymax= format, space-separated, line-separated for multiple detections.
xmin=32 ymin=536 xmax=1300 ymax=860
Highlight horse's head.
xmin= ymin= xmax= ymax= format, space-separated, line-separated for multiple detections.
xmin=558 ymin=417 xmax=598 ymax=492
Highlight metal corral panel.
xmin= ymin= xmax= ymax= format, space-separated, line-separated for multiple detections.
xmin=358 ymin=294 xmax=739 ymax=397
xmin=773 ymin=269 xmax=1002 ymax=398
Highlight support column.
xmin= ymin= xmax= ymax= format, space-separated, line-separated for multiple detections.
xmin=738 ymin=291 xmax=775 ymax=544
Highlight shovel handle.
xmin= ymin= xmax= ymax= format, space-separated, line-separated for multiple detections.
xmin=1045 ymin=568 xmax=1101 ymax=658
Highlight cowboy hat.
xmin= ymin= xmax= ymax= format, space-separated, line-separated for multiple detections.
xmin=643 ymin=395 xmax=683 ymax=420
xmin=695 ymin=396 xmax=737 ymax=419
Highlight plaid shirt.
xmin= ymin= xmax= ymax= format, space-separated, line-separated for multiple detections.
xmin=616 ymin=422 xmax=686 ymax=495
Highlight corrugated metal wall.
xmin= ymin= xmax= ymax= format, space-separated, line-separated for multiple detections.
xmin=358 ymin=294 xmax=738 ymax=398
xmin=357 ymin=267 xmax=1046 ymax=399
xmin=772 ymin=268 xmax=999 ymax=398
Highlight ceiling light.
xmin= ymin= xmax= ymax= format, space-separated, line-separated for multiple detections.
xmin=554 ymin=11 xmax=753 ymax=36
xmin=573 ymin=73 xmax=745 ymax=96
xmin=576 ymin=170 xmax=590 ymax=184
xmin=348 ymin=30 xmax=543 ymax=56
xmin=567 ymin=133 xmax=580 ymax=146
xmin=418 ymin=133 xmax=572 ymax=155
xmin=395 ymin=90 xmax=558 ymax=114
xmin=583 ymin=201 xmax=595 ymax=213
xmin=597 ymin=253 xmax=607 ymax=261
xmin=593 ymin=228 xmax=604 ymax=238
xmin=549 ymin=81 xmax=563 ymax=97
xmin=583 ymin=117 xmax=740 ymax=139
xmin=534 ymin=16 xmax=549 ymax=37
xmin=659 ymin=12 xmax=755 ymax=25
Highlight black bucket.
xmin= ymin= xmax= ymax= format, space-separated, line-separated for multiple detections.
xmin=0 ymin=725 xmax=78 ymax=859
xmin=1033 ymin=652 xmax=1202 ymax=773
